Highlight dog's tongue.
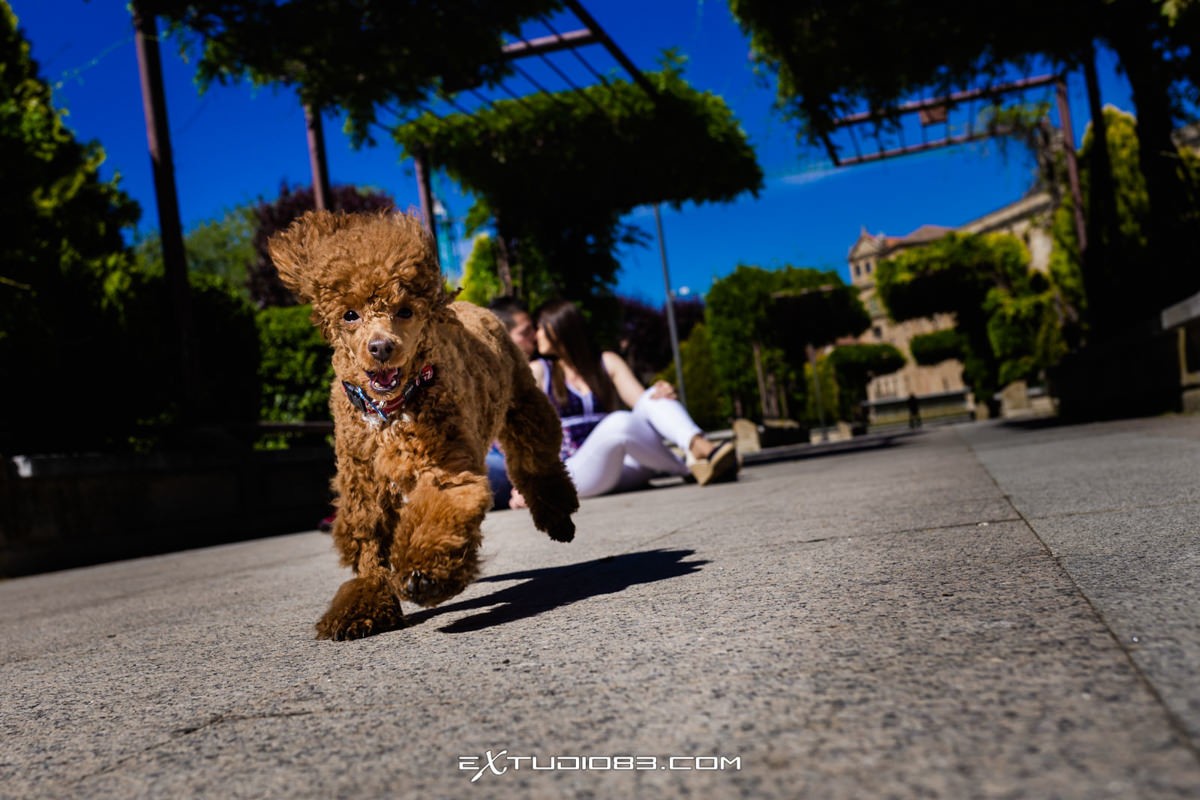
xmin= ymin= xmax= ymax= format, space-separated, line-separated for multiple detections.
xmin=370 ymin=368 xmax=400 ymax=391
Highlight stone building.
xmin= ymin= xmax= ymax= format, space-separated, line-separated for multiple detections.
xmin=847 ymin=191 xmax=1054 ymax=424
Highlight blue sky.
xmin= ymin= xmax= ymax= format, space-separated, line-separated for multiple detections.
xmin=11 ymin=1 xmax=1134 ymax=304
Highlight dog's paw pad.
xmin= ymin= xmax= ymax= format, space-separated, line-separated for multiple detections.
xmin=314 ymin=577 xmax=405 ymax=641
xmin=404 ymin=570 xmax=434 ymax=604
xmin=315 ymin=611 xmax=404 ymax=641
xmin=402 ymin=569 xmax=464 ymax=607
xmin=316 ymin=616 xmax=381 ymax=641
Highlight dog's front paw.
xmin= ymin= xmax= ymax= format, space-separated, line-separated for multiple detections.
xmin=400 ymin=568 xmax=471 ymax=608
xmin=546 ymin=518 xmax=575 ymax=543
xmin=522 ymin=475 xmax=579 ymax=544
xmin=315 ymin=577 xmax=405 ymax=641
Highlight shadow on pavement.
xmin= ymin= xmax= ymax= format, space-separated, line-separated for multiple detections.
xmin=406 ymin=548 xmax=708 ymax=634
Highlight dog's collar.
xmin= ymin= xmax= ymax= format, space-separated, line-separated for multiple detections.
xmin=342 ymin=364 xmax=435 ymax=424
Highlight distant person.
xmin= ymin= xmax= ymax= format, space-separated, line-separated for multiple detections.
xmin=488 ymin=295 xmax=537 ymax=361
xmin=907 ymin=393 xmax=922 ymax=429
xmin=511 ymin=299 xmax=736 ymax=507
xmin=852 ymin=401 xmax=869 ymax=436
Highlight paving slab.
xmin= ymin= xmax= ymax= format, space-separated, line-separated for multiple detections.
xmin=2 ymin=417 xmax=1199 ymax=798
xmin=961 ymin=415 xmax=1200 ymax=752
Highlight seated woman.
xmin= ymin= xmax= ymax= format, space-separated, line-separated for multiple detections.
xmin=511 ymin=299 xmax=737 ymax=506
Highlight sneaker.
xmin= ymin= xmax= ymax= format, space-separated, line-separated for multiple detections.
xmin=687 ymin=440 xmax=739 ymax=486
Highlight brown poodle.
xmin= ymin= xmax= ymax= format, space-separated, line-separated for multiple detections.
xmin=270 ymin=210 xmax=578 ymax=640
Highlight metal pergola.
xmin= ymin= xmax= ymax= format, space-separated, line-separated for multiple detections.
xmin=819 ymin=73 xmax=1087 ymax=252
xmin=404 ymin=0 xmax=661 ymax=254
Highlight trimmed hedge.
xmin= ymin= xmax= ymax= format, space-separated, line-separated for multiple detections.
xmin=257 ymin=305 xmax=333 ymax=424
xmin=910 ymin=329 xmax=964 ymax=365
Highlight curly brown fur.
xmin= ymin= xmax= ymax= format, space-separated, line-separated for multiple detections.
xmin=315 ymin=575 xmax=406 ymax=641
xmin=270 ymin=210 xmax=578 ymax=640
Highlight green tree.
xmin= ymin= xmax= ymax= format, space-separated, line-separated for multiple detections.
xmin=393 ymin=56 xmax=763 ymax=308
xmin=157 ymin=0 xmax=562 ymax=145
xmin=804 ymin=354 xmax=838 ymax=426
xmin=109 ymin=272 xmax=261 ymax=435
xmin=619 ymin=295 xmax=705 ymax=384
xmin=767 ymin=284 xmax=871 ymax=356
xmin=1051 ymin=106 xmax=1200 ymax=337
xmin=876 ymin=232 xmax=1041 ymax=404
xmin=826 ymin=343 xmax=906 ymax=421
xmin=729 ymin=0 xmax=1081 ymax=139
xmin=135 ymin=205 xmax=257 ymax=299
xmin=657 ymin=321 xmax=728 ymax=430
xmin=0 ymin=2 xmax=142 ymax=448
xmin=707 ymin=266 xmax=789 ymax=420
xmin=457 ymin=233 xmax=504 ymax=306
xmin=706 ymin=265 xmax=863 ymax=421
xmin=257 ymin=304 xmax=333 ymax=425
xmin=985 ymin=273 xmax=1066 ymax=386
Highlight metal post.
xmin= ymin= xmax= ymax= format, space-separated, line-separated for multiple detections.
xmin=413 ymin=149 xmax=440 ymax=261
xmin=807 ymin=343 xmax=828 ymax=442
xmin=493 ymin=210 xmax=514 ymax=297
xmin=132 ymin=3 xmax=195 ymax=418
xmin=752 ymin=341 xmax=769 ymax=419
xmin=304 ymin=103 xmax=332 ymax=211
xmin=1055 ymin=77 xmax=1088 ymax=255
xmin=653 ymin=204 xmax=687 ymax=407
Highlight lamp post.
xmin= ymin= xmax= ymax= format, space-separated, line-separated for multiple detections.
xmin=653 ymin=204 xmax=687 ymax=408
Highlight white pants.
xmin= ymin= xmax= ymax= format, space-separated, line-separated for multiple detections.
xmin=565 ymin=388 xmax=702 ymax=497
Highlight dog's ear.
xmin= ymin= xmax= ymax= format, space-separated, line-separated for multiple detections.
xmin=268 ymin=211 xmax=346 ymax=302
xmin=385 ymin=210 xmax=456 ymax=317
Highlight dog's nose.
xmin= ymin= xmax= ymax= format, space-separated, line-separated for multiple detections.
xmin=368 ymin=337 xmax=395 ymax=362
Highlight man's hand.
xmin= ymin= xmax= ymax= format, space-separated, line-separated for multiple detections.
xmin=509 ymin=487 xmax=528 ymax=509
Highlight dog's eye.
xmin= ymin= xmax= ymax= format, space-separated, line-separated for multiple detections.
xmin=343 ymin=310 xmax=360 ymax=322
xmin=394 ymin=307 xmax=413 ymax=320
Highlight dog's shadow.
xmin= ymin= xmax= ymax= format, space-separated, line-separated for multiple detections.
xmin=406 ymin=548 xmax=708 ymax=634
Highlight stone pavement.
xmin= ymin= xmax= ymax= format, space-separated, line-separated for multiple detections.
xmin=2 ymin=415 xmax=1199 ymax=799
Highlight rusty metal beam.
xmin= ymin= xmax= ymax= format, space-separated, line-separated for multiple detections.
xmin=413 ymin=150 xmax=439 ymax=259
xmin=561 ymin=0 xmax=658 ymax=98
xmin=132 ymin=3 xmax=196 ymax=417
xmin=304 ymin=103 xmax=332 ymax=211
xmin=1055 ymin=77 xmax=1088 ymax=255
xmin=501 ymin=28 xmax=596 ymax=59
xmin=820 ymin=131 xmax=842 ymax=167
xmin=834 ymin=130 xmax=999 ymax=167
xmin=832 ymin=74 xmax=1058 ymax=129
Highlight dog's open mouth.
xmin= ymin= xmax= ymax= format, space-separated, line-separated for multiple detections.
xmin=367 ymin=368 xmax=401 ymax=393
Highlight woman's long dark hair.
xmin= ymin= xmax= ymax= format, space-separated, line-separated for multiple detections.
xmin=536 ymin=299 xmax=620 ymax=412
